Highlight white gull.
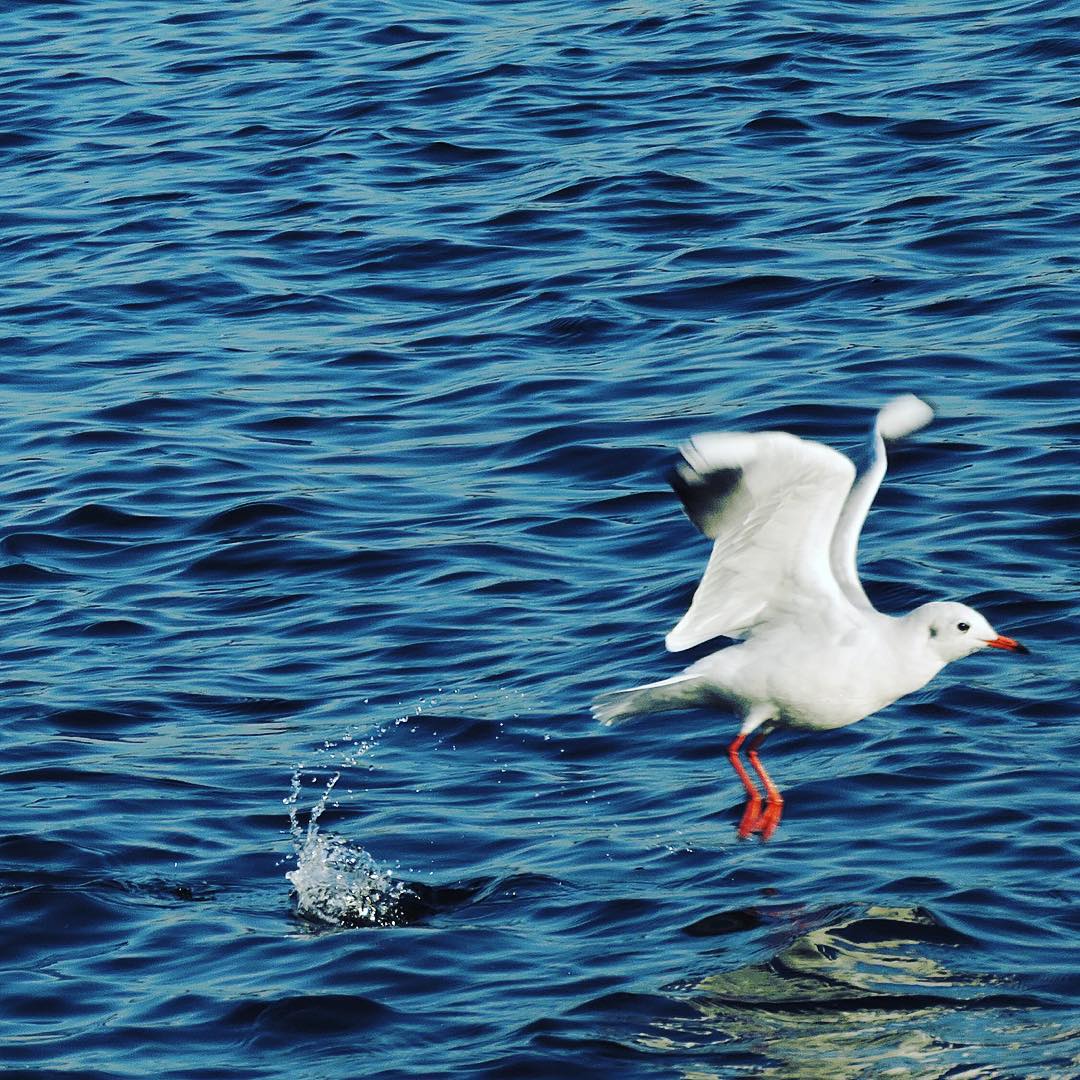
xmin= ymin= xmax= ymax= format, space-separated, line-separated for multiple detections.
xmin=592 ymin=395 xmax=1027 ymax=839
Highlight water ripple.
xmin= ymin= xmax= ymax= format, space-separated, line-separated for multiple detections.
xmin=1 ymin=0 xmax=1077 ymax=1076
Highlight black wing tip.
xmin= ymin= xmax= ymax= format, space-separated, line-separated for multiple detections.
xmin=667 ymin=461 xmax=741 ymax=537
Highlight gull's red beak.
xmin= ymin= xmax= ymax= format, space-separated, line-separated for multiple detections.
xmin=984 ymin=634 xmax=1029 ymax=654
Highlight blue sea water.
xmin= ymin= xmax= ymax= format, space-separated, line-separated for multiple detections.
xmin=2 ymin=1 xmax=1078 ymax=1076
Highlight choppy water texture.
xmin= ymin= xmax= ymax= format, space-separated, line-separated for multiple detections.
xmin=2 ymin=1 xmax=1078 ymax=1076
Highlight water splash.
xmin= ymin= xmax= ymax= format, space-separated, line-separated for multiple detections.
xmin=283 ymin=690 xmax=526 ymax=927
xmin=284 ymin=715 xmax=413 ymax=928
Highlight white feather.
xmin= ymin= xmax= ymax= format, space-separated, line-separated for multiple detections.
xmin=876 ymin=393 xmax=933 ymax=442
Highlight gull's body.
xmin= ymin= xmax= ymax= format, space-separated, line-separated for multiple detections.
xmin=592 ymin=396 xmax=1026 ymax=838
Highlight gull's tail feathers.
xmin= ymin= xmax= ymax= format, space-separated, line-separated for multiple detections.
xmin=592 ymin=672 xmax=708 ymax=727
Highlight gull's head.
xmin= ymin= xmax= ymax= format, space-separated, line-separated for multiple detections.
xmin=912 ymin=601 xmax=1028 ymax=662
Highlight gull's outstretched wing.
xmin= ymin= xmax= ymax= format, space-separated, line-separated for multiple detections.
xmin=665 ymin=430 xmax=858 ymax=651
xmin=829 ymin=394 xmax=934 ymax=610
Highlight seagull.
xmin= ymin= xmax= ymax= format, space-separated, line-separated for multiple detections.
xmin=592 ymin=395 xmax=1027 ymax=840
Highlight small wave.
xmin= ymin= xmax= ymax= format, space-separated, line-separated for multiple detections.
xmin=192 ymin=499 xmax=314 ymax=538
xmin=47 ymin=503 xmax=172 ymax=535
xmin=740 ymin=113 xmax=809 ymax=134
xmin=82 ymin=618 xmax=150 ymax=637
xmin=224 ymin=992 xmax=397 ymax=1039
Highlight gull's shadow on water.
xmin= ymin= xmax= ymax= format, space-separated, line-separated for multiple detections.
xmin=569 ymin=902 xmax=1061 ymax=1079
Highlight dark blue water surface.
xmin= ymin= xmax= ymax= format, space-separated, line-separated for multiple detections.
xmin=2 ymin=1 xmax=1078 ymax=1076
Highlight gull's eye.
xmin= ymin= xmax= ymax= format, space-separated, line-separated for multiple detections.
xmin=957 ymin=621 xmax=970 ymax=633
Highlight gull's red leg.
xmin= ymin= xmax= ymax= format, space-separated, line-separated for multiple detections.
xmin=728 ymin=734 xmax=762 ymax=838
xmin=747 ymin=732 xmax=783 ymax=840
